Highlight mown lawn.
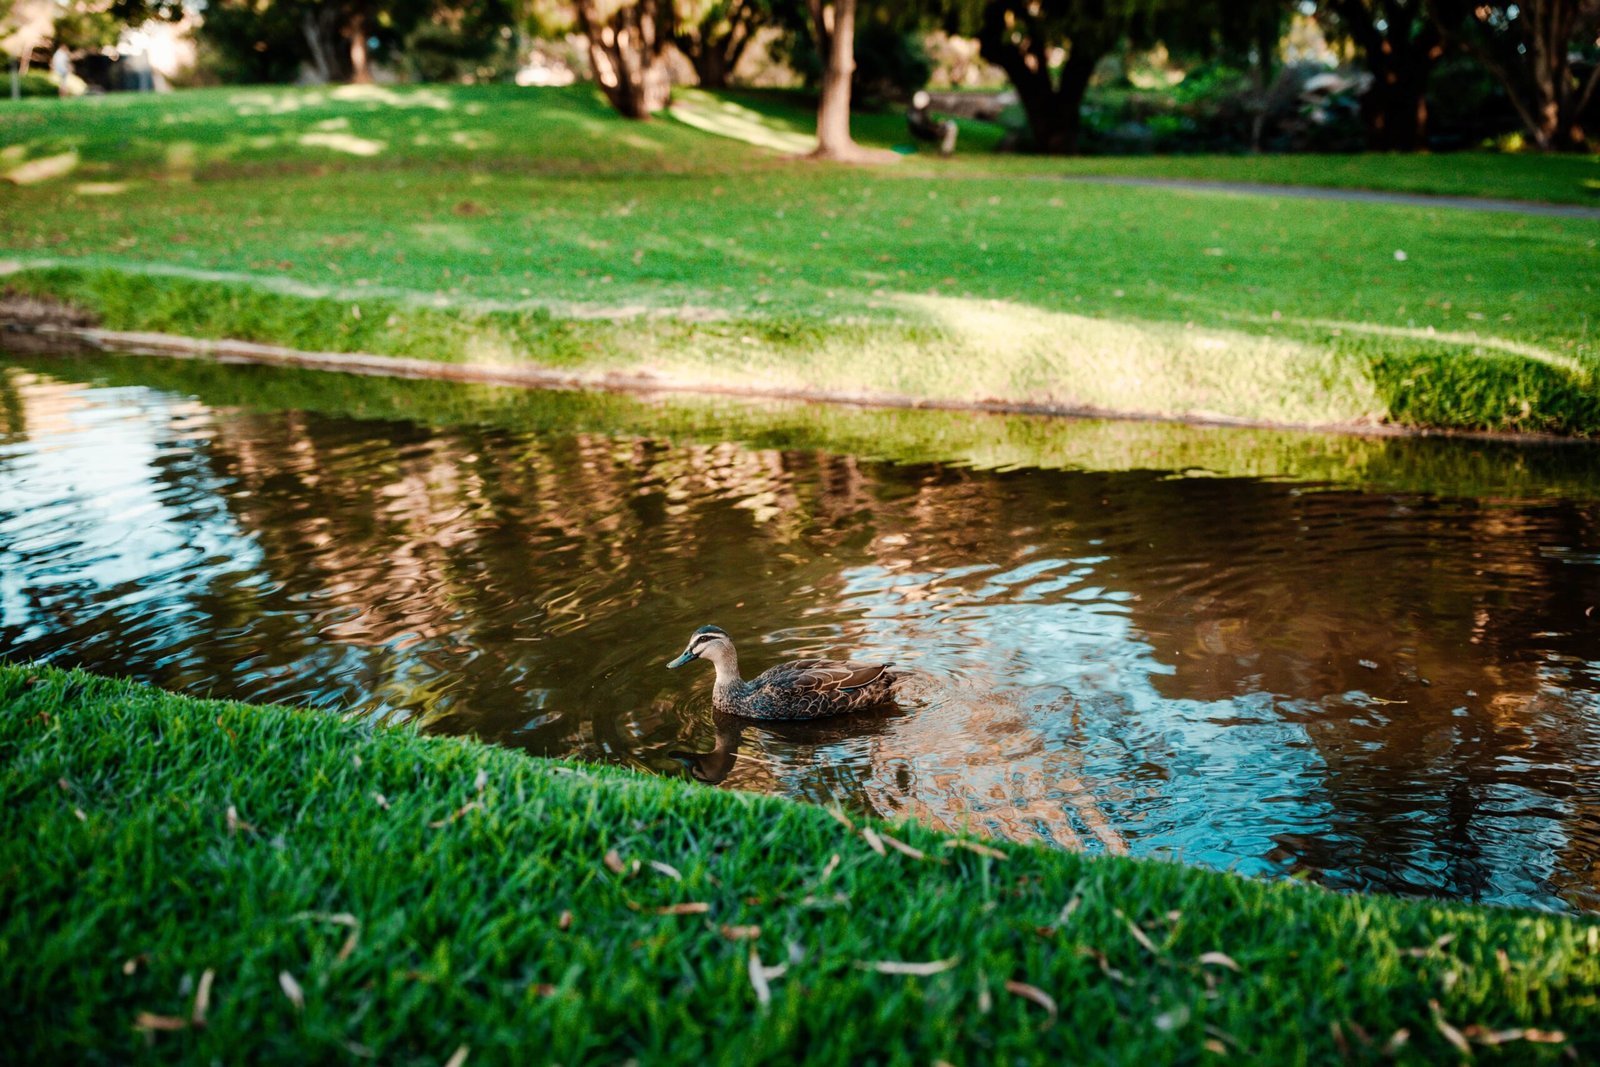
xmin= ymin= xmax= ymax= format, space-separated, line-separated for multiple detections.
xmin=2 ymin=84 xmax=1598 ymax=434
xmin=2 ymin=664 xmax=1597 ymax=1064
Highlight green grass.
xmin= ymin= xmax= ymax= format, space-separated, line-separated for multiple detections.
xmin=2 ymin=85 xmax=1599 ymax=434
xmin=3 ymin=664 xmax=1598 ymax=1064
xmin=11 ymin=349 xmax=1600 ymax=503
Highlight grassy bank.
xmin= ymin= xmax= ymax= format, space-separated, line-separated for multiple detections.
xmin=2 ymin=85 xmax=1599 ymax=434
xmin=11 ymin=348 xmax=1600 ymax=503
xmin=3 ymin=665 xmax=1598 ymax=1064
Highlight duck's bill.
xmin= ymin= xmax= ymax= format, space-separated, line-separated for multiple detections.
xmin=666 ymin=650 xmax=697 ymax=669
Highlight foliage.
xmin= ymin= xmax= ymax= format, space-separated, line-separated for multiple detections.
xmin=1430 ymin=0 xmax=1600 ymax=151
xmin=776 ymin=6 xmax=933 ymax=102
xmin=3 ymin=665 xmax=1598 ymax=1064
xmin=50 ymin=2 xmax=125 ymax=50
xmin=188 ymin=0 xmax=517 ymax=85
xmin=1306 ymin=0 xmax=1441 ymax=150
xmin=400 ymin=20 xmax=515 ymax=82
xmin=672 ymin=0 xmax=772 ymax=88
xmin=191 ymin=0 xmax=309 ymax=84
xmin=10 ymin=70 xmax=60 ymax=96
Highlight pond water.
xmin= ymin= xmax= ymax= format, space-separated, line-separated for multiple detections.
xmin=4 ymin=351 xmax=1600 ymax=913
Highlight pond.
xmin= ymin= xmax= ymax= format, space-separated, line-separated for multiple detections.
xmin=3 ymin=349 xmax=1599 ymax=913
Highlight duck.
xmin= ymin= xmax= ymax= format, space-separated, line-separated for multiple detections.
xmin=666 ymin=625 xmax=900 ymax=720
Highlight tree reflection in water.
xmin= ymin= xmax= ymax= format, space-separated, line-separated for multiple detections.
xmin=2 ymin=356 xmax=1598 ymax=912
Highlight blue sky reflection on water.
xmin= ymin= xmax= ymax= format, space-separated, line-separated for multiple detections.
xmin=2 ymin=358 xmax=1598 ymax=913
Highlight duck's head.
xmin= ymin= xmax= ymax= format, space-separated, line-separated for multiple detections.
xmin=667 ymin=625 xmax=734 ymax=670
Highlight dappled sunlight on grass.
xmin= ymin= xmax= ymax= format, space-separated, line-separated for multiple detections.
xmin=882 ymin=292 xmax=1383 ymax=424
xmin=72 ymin=181 xmax=131 ymax=197
xmin=3 ymin=150 xmax=79 ymax=185
xmin=671 ymin=93 xmax=815 ymax=155
xmin=297 ymin=131 xmax=387 ymax=157
xmin=1287 ymin=316 xmax=1588 ymax=375
xmin=329 ymin=83 xmax=454 ymax=110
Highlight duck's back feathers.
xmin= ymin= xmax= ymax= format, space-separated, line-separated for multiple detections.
xmin=737 ymin=658 xmax=899 ymax=720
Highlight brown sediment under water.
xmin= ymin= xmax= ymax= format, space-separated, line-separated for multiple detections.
xmin=3 ymin=350 xmax=1599 ymax=913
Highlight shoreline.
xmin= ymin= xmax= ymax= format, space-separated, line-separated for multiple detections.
xmin=5 ymin=314 xmax=1595 ymax=449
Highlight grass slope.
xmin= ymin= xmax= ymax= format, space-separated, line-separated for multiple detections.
xmin=2 ymin=85 xmax=1599 ymax=434
xmin=11 ymin=349 xmax=1600 ymax=503
xmin=3 ymin=665 xmax=1598 ymax=1064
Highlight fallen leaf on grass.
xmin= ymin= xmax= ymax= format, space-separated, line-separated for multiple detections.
xmin=856 ymin=957 xmax=959 ymax=976
xmin=429 ymin=801 xmax=481 ymax=828
xmin=720 ymin=925 xmax=761 ymax=941
xmin=1003 ymin=981 xmax=1057 ymax=1026
xmin=122 ymin=954 xmax=150 ymax=976
xmin=943 ymin=837 xmax=1007 ymax=861
xmin=653 ymin=902 xmax=710 ymax=916
xmin=1429 ymin=1000 xmax=1470 ymax=1054
xmin=1405 ymin=933 xmax=1456 ymax=958
xmin=1116 ymin=909 xmax=1161 ymax=955
xmin=1202 ymin=1038 xmax=1227 ymax=1055
xmin=1463 ymin=1026 xmax=1565 ymax=1046
xmin=1078 ymin=946 xmax=1129 ymax=984
xmin=649 ymin=860 xmax=682 ymax=881
xmin=878 ymin=830 xmax=946 ymax=863
xmin=604 ymin=849 xmax=626 ymax=875
xmin=191 ymin=969 xmax=214 ymax=1027
xmin=279 ymin=971 xmax=305 ymax=1012
xmin=226 ymin=806 xmax=255 ymax=835
xmin=289 ymin=911 xmax=360 ymax=962
xmin=134 ymin=1012 xmax=189 ymax=1032
xmin=372 ymin=792 xmax=390 ymax=810
xmin=443 ymin=1045 xmax=469 ymax=1067
xmin=558 ymin=910 xmax=573 ymax=931
xmin=1197 ymin=951 xmax=1241 ymax=972
xmin=860 ymin=827 xmax=887 ymax=857
xmin=748 ymin=946 xmax=788 ymax=1007
xmin=820 ymin=853 xmax=840 ymax=882
xmin=826 ymin=806 xmax=855 ymax=832
xmin=1383 ymin=1029 xmax=1410 ymax=1054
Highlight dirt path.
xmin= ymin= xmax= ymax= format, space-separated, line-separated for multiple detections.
xmin=1047 ymin=175 xmax=1600 ymax=221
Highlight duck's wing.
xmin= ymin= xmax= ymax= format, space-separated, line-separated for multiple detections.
xmin=775 ymin=659 xmax=893 ymax=694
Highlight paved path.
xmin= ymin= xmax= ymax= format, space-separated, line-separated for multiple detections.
xmin=1049 ymin=175 xmax=1600 ymax=221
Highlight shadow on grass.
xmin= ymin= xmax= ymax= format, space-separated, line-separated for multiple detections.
xmin=1370 ymin=348 xmax=1600 ymax=437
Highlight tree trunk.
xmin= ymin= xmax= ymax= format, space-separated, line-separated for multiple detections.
xmin=1360 ymin=68 xmax=1431 ymax=150
xmin=977 ymin=4 xmax=1106 ymax=155
xmin=347 ymin=8 xmax=372 ymax=85
xmin=676 ymin=0 xmax=753 ymax=90
xmin=693 ymin=48 xmax=731 ymax=89
xmin=575 ymin=0 xmax=674 ymax=119
xmin=808 ymin=0 xmax=859 ymax=158
xmin=302 ymin=7 xmax=351 ymax=84
xmin=1329 ymin=1 xmax=1439 ymax=151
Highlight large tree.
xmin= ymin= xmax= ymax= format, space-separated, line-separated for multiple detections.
xmin=972 ymin=0 xmax=1118 ymax=154
xmin=575 ymin=0 xmax=673 ymax=116
xmin=1313 ymin=0 xmax=1444 ymax=151
xmin=804 ymin=0 xmax=873 ymax=158
xmin=673 ymin=0 xmax=766 ymax=87
xmin=1431 ymin=0 xmax=1600 ymax=150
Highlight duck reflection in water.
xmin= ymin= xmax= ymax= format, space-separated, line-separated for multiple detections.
xmin=670 ymin=707 xmax=908 ymax=786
